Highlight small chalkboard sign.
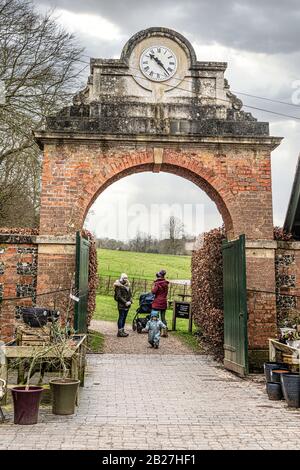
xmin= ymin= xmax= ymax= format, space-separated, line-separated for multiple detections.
xmin=175 ymin=302 xmax=190 ymax=319
xmin=172 ymin=301 xmax=192 ymax=332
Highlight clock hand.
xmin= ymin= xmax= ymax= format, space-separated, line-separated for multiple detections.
xmin=155 ymin=58 xmax=169 ymax=75
xmin=149 ymin=53 xmax=169 ymax=75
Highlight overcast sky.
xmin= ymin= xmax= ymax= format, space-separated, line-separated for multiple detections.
xmin=35 ymin=0 xmax=300 ymax=240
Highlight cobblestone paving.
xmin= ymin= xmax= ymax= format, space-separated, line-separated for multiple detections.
xmin=1 ymin=354 xmax=300 ymax=450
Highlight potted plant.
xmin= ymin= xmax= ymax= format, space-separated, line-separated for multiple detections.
xmin=10 ymin=319 xmax=81 ymax=422
xmin=281 ymin=372 xmax=300 ymax=408
xmin=48 ymin=323 xmax=80 ymax=416
xmin=266 ymin=382 xmax=283 ymax=401
xmin=279 ymin=311 xmax=300 ymax=346
xmin=11 ymin=345 xmax=50 ymax=425
xmin=264 ymin=362 xmax=289 ymax=382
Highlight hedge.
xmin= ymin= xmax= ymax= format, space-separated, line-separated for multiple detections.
xmin=82 ymin=229 xmax=98 ymax=327
xmin=191 ymin=226 xmax=226 ymax=360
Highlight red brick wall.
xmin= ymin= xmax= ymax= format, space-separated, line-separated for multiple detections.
xmin=36 ymin=250 xmax=75 ymax=322
xmin=275 ymin=242 xmax=300 ymax=322
xmin=0 ymin=234 xmax=37 ymax=342
xmin=246 ymin=251 xmax=277 ymax=350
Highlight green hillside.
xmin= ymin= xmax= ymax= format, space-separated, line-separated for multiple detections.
xmin=97 ymin=248 xmax=191 ymax=280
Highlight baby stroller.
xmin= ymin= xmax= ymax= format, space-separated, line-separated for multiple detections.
xmin=132 ymin=292 xmax=155 ymax=333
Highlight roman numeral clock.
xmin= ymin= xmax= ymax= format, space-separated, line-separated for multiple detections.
xmin=125 ymin=29 xmax=190 ymax=97
xmin=140 ymin=45 xmax=177 ymax=82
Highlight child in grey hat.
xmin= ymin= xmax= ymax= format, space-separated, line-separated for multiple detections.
xmin=143 ymin=310 xmax=167 ymax=349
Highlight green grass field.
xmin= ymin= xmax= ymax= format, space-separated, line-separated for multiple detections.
xmin=94 ymin=249 xmax=200 ymax=351
xmin=97 ymin=248 xmax=191 ymax=280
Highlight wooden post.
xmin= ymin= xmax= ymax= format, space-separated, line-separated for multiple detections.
xmin=188 ymin=309 xmax=193 ymax=334
xmin=78 ymin=340 xmax=86 ymax=387
xmin=0 ymin=356 xmax=8 ymax=405
xmin=172 ymin=302 xmax=176 ymax=331
xmin=269 ymin=338 xmax=276 ymax=361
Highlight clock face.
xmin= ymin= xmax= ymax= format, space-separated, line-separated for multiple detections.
xmin=139 ymin=45 xmax=177 ymax=82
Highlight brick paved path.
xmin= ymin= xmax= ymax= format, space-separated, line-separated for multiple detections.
xmin=1 ymin=354 xmax=300 ymax=450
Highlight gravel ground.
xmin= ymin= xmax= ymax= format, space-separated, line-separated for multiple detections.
xmin=90 ymin=319 xmax=194 ymax=355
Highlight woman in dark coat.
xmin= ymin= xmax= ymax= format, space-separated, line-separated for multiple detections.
xmin=151 ymin=269 xmax=169 ymax=326
xmin=114 ymin=273 xmax=132 ymax=337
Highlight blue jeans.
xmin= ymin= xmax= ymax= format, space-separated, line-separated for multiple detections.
xmin=118 ymin=308 xmax=128 ymax=329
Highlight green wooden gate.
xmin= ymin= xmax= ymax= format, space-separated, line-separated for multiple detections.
xmin=222 ymin=234 xmax=248 ymax=376
xmin=74 ymin=231 xmax=90 ymax=334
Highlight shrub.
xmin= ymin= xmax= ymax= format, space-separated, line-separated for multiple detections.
xmin=82 ymin=229 xmax=98 ymax=327
xmin=191 ymin=226 xmax=226 ymax=359
xmin=273 ymin=226 xmax=293 ymax=241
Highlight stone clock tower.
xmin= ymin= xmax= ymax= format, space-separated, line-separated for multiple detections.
xmin=47 ymin=27 xmax=265 ymax=139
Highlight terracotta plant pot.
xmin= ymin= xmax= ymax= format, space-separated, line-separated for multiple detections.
xmin=50 ymin=378 xmax=80 ymax=415
xmin=263 ymin=362 xmax=288 ymax=383
xmin=11 ymin=386 xmax=43 ymax=425
xmin=281 ymin=373 xmax=300 ymax=408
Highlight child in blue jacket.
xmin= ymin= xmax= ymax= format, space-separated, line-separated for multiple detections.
xmin=143 ymin=310 xmax=166 ymax=349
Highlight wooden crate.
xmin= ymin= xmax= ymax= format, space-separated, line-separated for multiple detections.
xmin=16 ymin=323 xmax=52 ymax=346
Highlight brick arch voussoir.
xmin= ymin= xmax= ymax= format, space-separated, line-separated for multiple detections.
xmin=81 ymin=162 xmax=153 ymax=226
xmin=81 ymin=155 xmax=234 ymax=236
xmin=161 ymin=163 xmax=233 ymax=235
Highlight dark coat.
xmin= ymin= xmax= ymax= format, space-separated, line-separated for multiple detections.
xmin=151 ymin=278 xmax=169 ymax=310
xmin=114 ymin=280 xmax=132 ymax=310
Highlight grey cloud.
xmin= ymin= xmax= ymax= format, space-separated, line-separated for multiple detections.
xmin=37 ymin=0 xmax=300 ymax=54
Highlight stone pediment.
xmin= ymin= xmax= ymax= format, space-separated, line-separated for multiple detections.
xmin=44 ymin=27 xmax=269 ymax=137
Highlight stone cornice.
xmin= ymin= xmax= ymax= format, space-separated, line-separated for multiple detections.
xmin=36 ymin=235 xmax=76 ymax=245
xmin=34 ymin=130 xmax=282 ymax=151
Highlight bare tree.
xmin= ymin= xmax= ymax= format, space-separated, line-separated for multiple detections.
xmin=164 ymin=215 xmax=185 ymax=255
xmin=0 ymin=0 xmax=85 ymax=226
xmin=129 ymin=230 xmax=144 ymax=252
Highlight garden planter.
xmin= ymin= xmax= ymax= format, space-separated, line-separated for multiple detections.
xmin=266 ymin=382 xmax=283 ymax=400
xmin=11 ymin=386 xmax=43 ymax=425
xmin=270 ymin=369 xmax=290 ymax=384
xmin=263 ymin=362 xmax=288 ymax=382
xmin=50 ymin=378 xmax=80 ymax=415
xmin=281 ymin=374 xmax=300 ymax=408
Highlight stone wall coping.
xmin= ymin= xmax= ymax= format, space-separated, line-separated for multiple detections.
xmin=34 ymin=131 xmax=282 ymax=151
xmin=0 ymin=234 xmax=36 ymax=244
xmin=35 ymin=235 xmax=76 ymax=245
xmin=245 ymin=240 xmax=277 ymax=249
xmin=246 ymin=240 xmax=300 ymax=250
xmin=276 ymin=240 xmax=300 ymax=250
xmin=91 ymin=57 xmax=228 ymax=72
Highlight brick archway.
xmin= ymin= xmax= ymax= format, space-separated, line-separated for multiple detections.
xmin=38 ymin=142 xmax=276 ymax=242
xmin=33 ymin=26 xmax=283 ymax=368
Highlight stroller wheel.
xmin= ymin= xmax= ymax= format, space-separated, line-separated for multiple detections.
xmin=132 ymin=320 xmax=137 ymax=331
